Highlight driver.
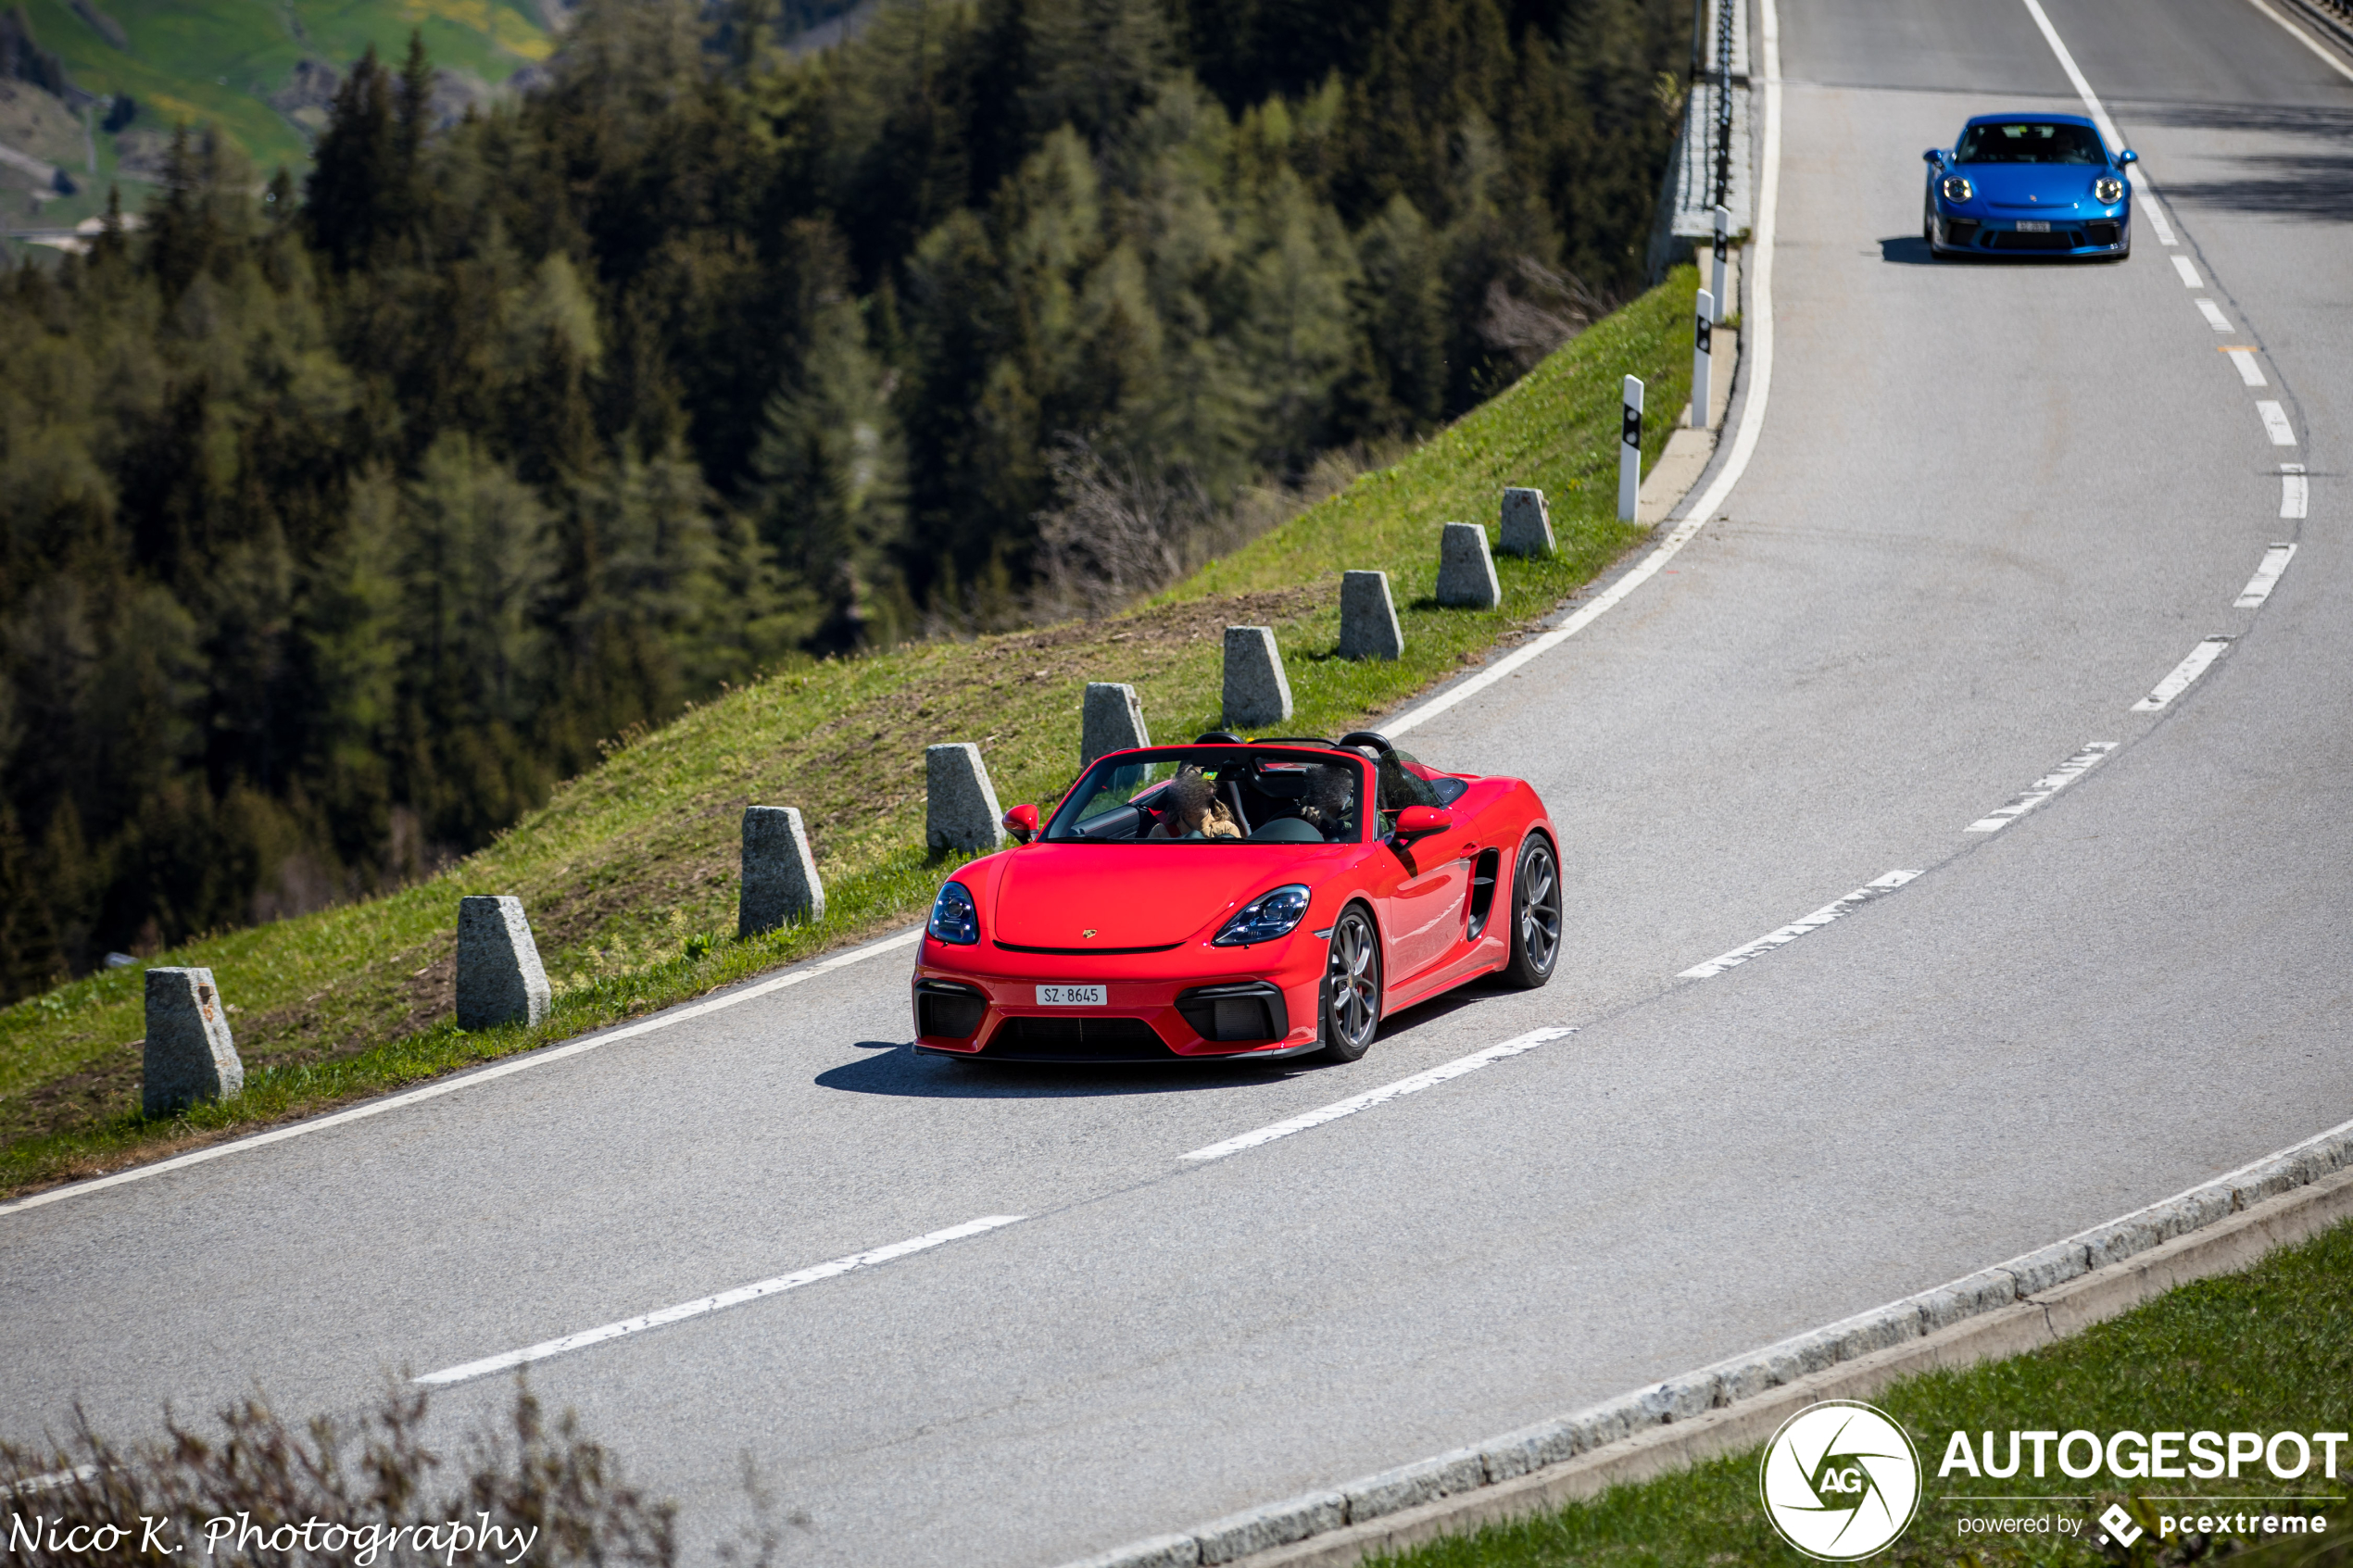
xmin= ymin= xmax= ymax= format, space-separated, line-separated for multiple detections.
xmin=1148 ymin=765 xmax=1242 ymax=840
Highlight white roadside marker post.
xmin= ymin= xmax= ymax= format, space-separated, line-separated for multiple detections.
xmin=1617 ymin=375 xmax=1643 ymax=523
xmin=1711 ymin=203 xmax=1730 ymax=325
xmin=1692 ymin=290 xmax=1714 ymax=430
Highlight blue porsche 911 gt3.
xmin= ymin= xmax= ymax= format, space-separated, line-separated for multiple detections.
xmin=1922 ymin=112 xmax=2135 ymax=259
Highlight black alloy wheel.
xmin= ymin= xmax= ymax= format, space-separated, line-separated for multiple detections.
xmin=1318 ymin=905 xmax=1381 ymax=1062
xmin=1502 ymin=834 xmax=1561 ymax=989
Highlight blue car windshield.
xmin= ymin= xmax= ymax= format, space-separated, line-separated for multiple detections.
xmin=1955 ymin=122 xmax=2107 ymax=165
xmin=1044 ymin=747 xmax=1366 ymax=845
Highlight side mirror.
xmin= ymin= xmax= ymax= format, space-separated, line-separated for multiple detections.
xmin=1390 ymin=805 xmax=1452 ymax=844
xmin=1922 ymin=148 xmax=1946 ymax=166
xmin=1002 ymin=804 xmax=1039 ymax=844
xmin=2118 ymin=149 xmax=2138 ymax=166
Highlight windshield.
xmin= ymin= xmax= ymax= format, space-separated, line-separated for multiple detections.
xmin=1044 ymin=747 xmax=1367 ymax=844
xmin=1954 ymin=121 xmax=2108 ymax=165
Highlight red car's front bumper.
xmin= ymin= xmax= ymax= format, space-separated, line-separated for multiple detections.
xmin=912 ymin=933 xmax=1326 ymax=1061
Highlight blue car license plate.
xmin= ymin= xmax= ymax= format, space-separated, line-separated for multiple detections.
xmin=2016 ymin=220 xmax=2052 ymax=232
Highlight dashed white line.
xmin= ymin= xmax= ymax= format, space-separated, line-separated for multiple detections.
xmin=416 ymin=1214 xmax=1027 ymax=1387
xmin=1965 ymin=743 xmax=2118 ymax=834
xmin=2171 ymin=255 xmax=2202 ymax=287
xmin=1679 ymin=872 xmax=1919 ymax=981
xmin=2257 ymin=401 xmax=2297 ymax=446
xmin=2131 ymin=638 xmax=2233 ymax=712
xmin=1178 ymin=1028 xmax=1575 ymax=1164
xmin=2224 ymin=347 xmax=2266 ymax=386
xmin=2196 ymin=299 xmax=2232 ymax=331
xmin=2235 ymin=544 xmax=2297 ymax=608
xmin=2281 ymin=464 xmax=2308 ymax=521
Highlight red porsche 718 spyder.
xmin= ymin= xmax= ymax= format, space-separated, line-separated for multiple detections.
xmin=911 ymin=731 xmax=1561 ymax=1063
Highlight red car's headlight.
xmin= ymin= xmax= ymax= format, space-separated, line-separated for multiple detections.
xmin=1213 ymin=884 xmax=1312 ymax=947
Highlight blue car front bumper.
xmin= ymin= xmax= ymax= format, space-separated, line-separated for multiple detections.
xmin=1933 ymin=212 xmax=2127 ymax=256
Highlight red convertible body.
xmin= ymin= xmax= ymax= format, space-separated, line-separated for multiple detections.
xmin=912 ymin=733 xmax=1561 ymax=1064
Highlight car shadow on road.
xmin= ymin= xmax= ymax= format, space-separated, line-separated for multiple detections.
xmin=813 ymin=990 xmax=1496 ymax=1098
xmin=1881 ymin=234 xmax=1959 ymax=265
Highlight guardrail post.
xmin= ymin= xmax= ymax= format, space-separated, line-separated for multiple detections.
xmin=1693 ymin=290 xmax=1714 ymax=429
xmin=1712 ymin=203 xmax=1730 ymax=325
xmin=143 ymin=967 xmax=243 ymax=1118
xmin=1500 ymin=488 xmax=1554 ymax=557
xmin=1436 ymin=522 xmax=1502 ymax=608
xmin=1338 ymin=571 xmax=1403 ymax=660
xmin=926 ymin=744 xmax=1007 ymax=852
xmin=1080 ymin=683 xmax=1151 ymax=768
xmin=1618 ymin=375 xmax=1644 ymax=522
xmin=1222 ymin=626 xmax=1293 ymax=729
xmin=740 ymin=806 xmax=825 ymax=936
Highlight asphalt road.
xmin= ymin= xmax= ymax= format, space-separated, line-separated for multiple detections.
xmin=7 ymin=2 xmax=2350 ymax=1562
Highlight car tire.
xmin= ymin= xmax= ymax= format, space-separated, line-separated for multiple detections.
xmin=1317 ymin=904 xmax=1381 ymax=1063
xmin=1500 ymin=834 xmax=1562 ymax=990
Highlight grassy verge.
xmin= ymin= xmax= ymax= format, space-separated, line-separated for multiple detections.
xmin=1380 ymin=1219 xmax=2353 ymax=1568
xmin=0 ymin=266 xmax=1701 ymax=1198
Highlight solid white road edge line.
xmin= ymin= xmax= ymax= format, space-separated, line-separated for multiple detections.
xmin=2241 ymin=0 xmax=2353 ymax=83
xmin=2224 ymin=347 xmax=2266 ymax=386
xmin=2131 ymin=638 xmax=2233 ymax=712
xmin=0 ymin=925 xmax=929 ymax=1221
xmin=1178 ymin=1028 xmax=1576 ymax=1165
xmin=2196 ymin=299 xmax=2232 ymax=331
xmin=414 ymin=1214 xmax=1025 ymax=1388
xmin=2020 ymin=0 xmax=2177 ymax=244
xmin=1964 ymin=742 xmax=2118 ymax=833
xmin=2257 ymin=399 xmax=2297 ymax=445
xmin=1678 ymin=872 xmax=1919 ymax=981
xmin=1386 ymin=0 xmax=1783 ymax=740
xmin=2282 ymin=463 xmax=2309 ymax=520
xmin=2235 ymin=544 xmax=2297 ymax=608
xmin=2171 ymin=255 xmax=2201 ymax=287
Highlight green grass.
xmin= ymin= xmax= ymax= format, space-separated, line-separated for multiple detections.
xmin=9 ymin=0 xmax=549 ymax=228
xmin=1379 ymin=1219 xmax=2353 ymax=1568
xmin=0 ymin=266 xmax=1700 ymax=1198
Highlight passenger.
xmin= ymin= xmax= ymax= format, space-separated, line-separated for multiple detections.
xmin=1301 ymin=764 xmax=1356 ymax=838
xmin=1148 ymin=765 xmax=1242 ymax=840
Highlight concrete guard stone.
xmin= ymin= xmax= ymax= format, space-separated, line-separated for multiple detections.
xmin=143 ymin=967 xmax=244 ymax=1118
xmin=1436 ymin=522 xmax=1501 ymax=608
xmin=1081 ymin=683 xmax=1151 ymax=768
xmin=1222 ymin=627 xmax=1293 ymax=729
xmin=456 ymin=896 xmax=552 ymax=1030
xmin=1337 ymin=571 xmax=1403 ymax=661
xmin=1499 ymin=488 xmax=1554 ymax=556
xmin=927 ymin=743 xmax=1006 ymax=852
xmin=739 ymin=806 xmax=825 ymax=936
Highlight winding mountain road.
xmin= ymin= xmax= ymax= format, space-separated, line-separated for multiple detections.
xmin=6 ymin=2 xmax=2349 ymax=1562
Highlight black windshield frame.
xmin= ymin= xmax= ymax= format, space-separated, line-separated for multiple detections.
xmin=1954 ymin=121 xmax=2109 ymax=166
xmin=1042 ymin=746 xmax=1372 ymax=846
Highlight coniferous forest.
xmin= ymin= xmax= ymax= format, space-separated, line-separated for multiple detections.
xmin=0 ymin=0 xmax=1689 ymax=1001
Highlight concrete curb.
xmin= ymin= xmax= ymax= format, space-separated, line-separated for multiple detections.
xmin=1051 ymin=1116 xmax=2353 ymax=1568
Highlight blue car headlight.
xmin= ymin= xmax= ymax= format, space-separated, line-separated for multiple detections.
xmin=1939 ymin=175 xmax=1974 ymax=203
xmin=1212 ymin=884 xmax=1312 ymax=947
xmin=2095 ymin=175 xmax=2124 ymax=204
xmin=927 ymin=881 xmax=979 ymax=945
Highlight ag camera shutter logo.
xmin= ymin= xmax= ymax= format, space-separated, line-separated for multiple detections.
xmin=1759 ymin=1400 xmax=1923 ymax=1560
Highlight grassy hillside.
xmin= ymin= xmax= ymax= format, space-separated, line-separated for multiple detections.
xmin=0 ymin=265 xmax=1700 ymax=1198
xmin=5 ymin=0 xmax=549 ymax=229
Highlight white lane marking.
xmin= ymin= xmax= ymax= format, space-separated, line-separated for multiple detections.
xmin=2257 ymin=400 xmax=2297 ymax=445
xmin=1679 ymin=872 xmax=1919 ymax=981
xmin=416 ymin=1214 xmax=1026 ymax=1387
xmin=2235 ymin=544 xmax=2297 ymax=608
xmin=2196 ymin=299 xmax=2232 ymax=331
xmin=2241 ymin=0 xmax=2353 ymax=84
xmin=1 ymin=926 xmax=929 ymax=1220
xmin=2131 ymin=638 xmax=2233 ymax=711
xmin=1387 ymin=0 xmax=1785 ymax=738
xmin=2281 ymin=464 xmax=2309 ymax=520
xmin=2171 ymin=255 xmax=2202 ymax=287
xmin=1965 ymin=742 xmax=2118 ymax=833
xmin=1178 ymin=1028 xmax=1576 ymax=1164
xmin=2019 ymin=0 xmax=2176 ymax=245
xmin=10 ymin=1464 xmax=100 ymax=1495
xmin=2225 ymin=348 xmax=2266 ymax=386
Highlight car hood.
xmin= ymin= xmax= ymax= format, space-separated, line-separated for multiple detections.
xmin=989 ymin=844 xmax=1329 ymax=948
xmin=1954 ymin=163 xmax=2112 ymax=208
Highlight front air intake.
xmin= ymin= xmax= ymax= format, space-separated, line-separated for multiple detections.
xmin=915 ymin=980 xmax=987 ymax=1040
